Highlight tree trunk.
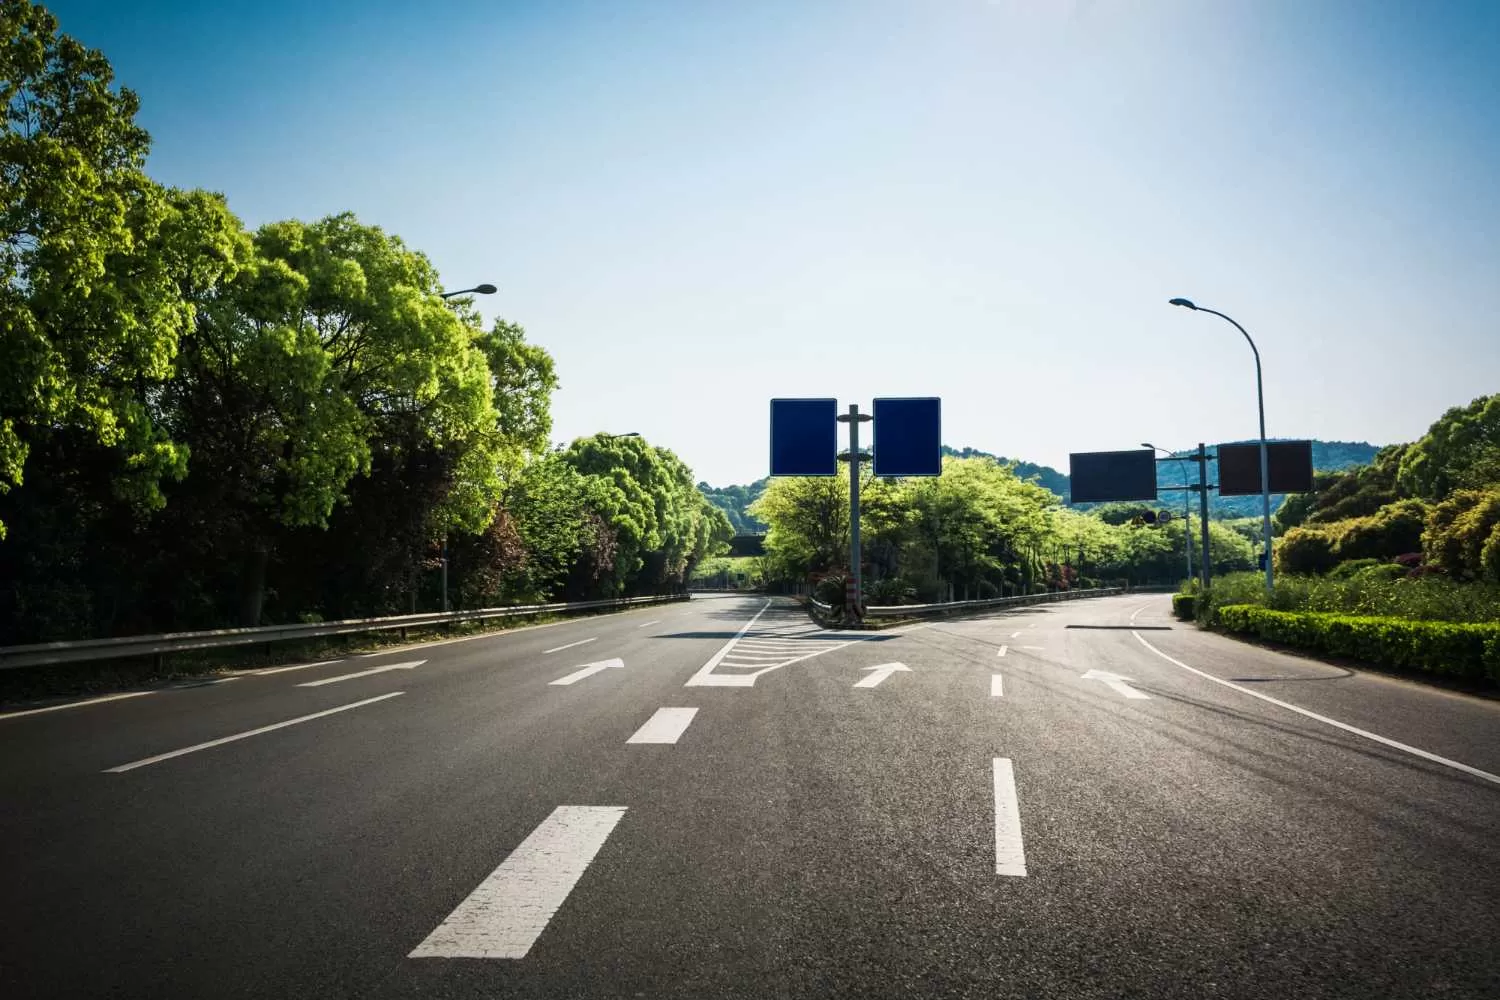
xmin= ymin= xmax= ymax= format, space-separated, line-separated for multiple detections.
xmin=238 ymin=544 xmax=269 ymax=626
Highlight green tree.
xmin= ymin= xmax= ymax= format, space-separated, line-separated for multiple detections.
xmin=1398 ymin=395 xmax=1500 ymax=500
xmin=2 ymin=3 xmax=241 ymax=534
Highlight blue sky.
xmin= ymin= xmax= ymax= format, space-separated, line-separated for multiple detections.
xmin=48 ymin=0 xmax=1500 ymax=486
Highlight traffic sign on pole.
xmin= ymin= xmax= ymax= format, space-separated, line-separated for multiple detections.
xmin=872 ymin=397 xmax=942 ymax=477
xmin=1068 ymin=450 xmax=1158 ymax=503
xmin=769 ymin=398 xmax=838 ymax=476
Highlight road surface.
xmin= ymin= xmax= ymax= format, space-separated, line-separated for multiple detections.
xmin=3 ymin=593 xmax=1497 ymax=998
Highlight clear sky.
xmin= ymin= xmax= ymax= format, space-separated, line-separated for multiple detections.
xmin=46 ymin=0 xmax=1500 ymax=486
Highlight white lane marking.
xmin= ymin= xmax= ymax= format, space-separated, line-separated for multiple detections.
xmin=105 ymin=693 xmax=404 ymax=773
xmin=683 ymin=601 xmax=772 ymax=687
xmin=1133 ymin=632 xmax=1500 ymax=787
xmin=853 ymin=662 xmax=911 ymax=689
xmin=991 ymin=674 xmax=1005 ymax=698
xmin=1010 ymin=631 xmax=1022 ymax=639
xmin=250 ymin=660 xmax=344 ymax=676
xmin=0 ymin=690 xmax=153 ymax=720
xmin=296 ymin=660 xmax=425 ymax=687
xmin=992 ymin=758 xmax=1028 ymax=876
xmin=409 ymin=806 xmax=627 ymax=959
xmin=1019 ymin=645 xmax=1046 ymax=651
xmin=636 ymin=620 xmax=661 ymax=629
xmin=1081 ymin=668 xmax=1150 ymax=700
xmin=543 ymin=637 xmax=597 ymax=655
xmin=997 ymin=645 xmax=1008 ymax=657
xmin=626 ymin=707 xmax=698 ymax=744
xmin=1129 ymin=604 xmax=1150 ymax=623
xmin=549 ymin=658 xmax=625 ymax=686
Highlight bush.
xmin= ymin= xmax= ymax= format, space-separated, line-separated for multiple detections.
xmin=1424 ymin=488 xmax=1500 ymax=582
xmin=1330 ymin=499 xmax=1429 ymax=563
xmin=1326 ymin=559 xmax=1383 ymax=580
xmin=1199 ymin=570 xmax=1500 ymax=624
xmin=1171 ymin=593 xmax=1196 ymax=620
xmin=1276 ymin=526 xmax=1339 ymax=575
xmin=1215 ymin=605 xmax=1500 ymax=683
xmin=867 ymin=577 xmax=917 ymax=605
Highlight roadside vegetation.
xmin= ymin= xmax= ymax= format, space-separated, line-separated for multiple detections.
xmin=0 ymin=4 xmax=730 ymax=646
xmin=1179 ymin=394 xmax=1500 ymax=684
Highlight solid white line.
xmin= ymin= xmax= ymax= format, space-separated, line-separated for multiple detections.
xmin=543 ymin=637 xmax=596 ymax=655
xmin=636 ymin=620 xmax=661 ymax=628
xmin=1132 ymin=632 xmax=1500 ymax=787
xmin=1019 ymin=645 xmax=1046 ymax=651
xmin=105 ymin=692 xmax=404 ymax=773
xmin=626 ymin=707 xmax=698 ymax=744
xmin=997 ymin=645 xmax=1008 ymax=657
xmin=250 ymin=659 xmax=343 ymax=676
xmin=409 ymin=805 xmax=627 ymax=959
xmin=991 ymin=674 xmax=1005 ymax=698
xmin=296 ymin=660 xmax=424 ymax=687
xmin=1129 ymin=604 xmax=1150 ymax=623
xmin=0 ymin=690 xmax=154 ymax=720
xmin=684 ymin=600 xmax=772 ymax=687
xmin=992 ymin=758 xmax=1028 ymax=876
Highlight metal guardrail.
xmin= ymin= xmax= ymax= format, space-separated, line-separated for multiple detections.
xmin=808 ymin=587 xmax=1126 ymax=624
xmin=0 ymin=594 xmax=688 ymax=670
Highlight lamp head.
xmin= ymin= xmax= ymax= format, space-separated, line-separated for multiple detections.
xmin=1168 ymin=297 xmax=1197 ymax=309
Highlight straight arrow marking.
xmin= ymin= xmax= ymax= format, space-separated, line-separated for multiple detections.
xmin=549 ymin=658 xmax=625 ymax=686
xmin=1081 ymin=669 xmax=1150 ymax=700
xmin=297 ymin=660 xmax=425 ymax=687
xmin=853 ymin=662 xmax=911 ymax=689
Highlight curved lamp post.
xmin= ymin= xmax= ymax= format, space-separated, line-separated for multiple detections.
xmin=1143 ymin=442 xmax=1193 ymax=586
xmin=434 ymin=282 xmax=497 ymax=611
xmin=1169 ymin=297 xmax=1274 ymax=594
xmin=439 ymin=283 xmax=498 ymax=299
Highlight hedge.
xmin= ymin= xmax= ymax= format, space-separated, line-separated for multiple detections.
xmin=1171 ymin=594 xmax=1196 ymax=620
xmin=1214 ymin=605 xmax=1500 ymax=682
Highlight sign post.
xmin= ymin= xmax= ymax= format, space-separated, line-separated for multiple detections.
xmin=837 ymin=404 xmax=872 ymax=624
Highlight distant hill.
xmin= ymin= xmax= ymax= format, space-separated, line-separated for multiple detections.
xmin=697 ymin=440 xmax=1382 ymax=524
xmin=699 ymin=478 xmax=768 ymax=534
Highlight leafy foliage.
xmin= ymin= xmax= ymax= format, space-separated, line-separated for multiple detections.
xmin=1423 ymin=488 xmax=1500 ymax=583
xmin=1214 ymin=605 xmax=1500 ymax=683
xmin=1194 ymin=569 xmax=1500 ymax=625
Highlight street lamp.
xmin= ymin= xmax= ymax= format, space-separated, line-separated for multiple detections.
xmin=1169 ymin=297 xmax=1275 ymax=594
xmin=439 ymin=283 xmax=498 ymax=299
xmin=433 ymin=283 xmax=496 ymax=611
xmin=1143 ymin=442 xmax=1193 ymax=586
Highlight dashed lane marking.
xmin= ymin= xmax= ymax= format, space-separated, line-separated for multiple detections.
xmin=993 ymin=758 xmax=1028 ymax=876
xmin=409 ymin=806 xmax=627 ymax=959
xmin=626 ymin=708 xmax=698 ymax=744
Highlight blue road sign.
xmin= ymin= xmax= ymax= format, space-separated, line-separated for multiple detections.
xmin=1068 ymin=450 xmax=1158 ymax=503
xmin=770 ymin=398 xmax=838 ymax=476
xmin=872 ymin=397 xmax=942 ymax=477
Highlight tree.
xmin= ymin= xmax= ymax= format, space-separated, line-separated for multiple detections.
xmin=1423 ymin=488 xmax=1500 ymax=582
xmin=2 ymin=3 xmax=241 ymax=535
xmin=1398 ymin=395 xmax=1500 ymax=500
xmin=163 ymin=213 xmax=506 ymax=623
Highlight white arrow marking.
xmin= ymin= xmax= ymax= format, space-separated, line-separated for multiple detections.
xmin=1010 ymin=631 xmax=1022 ymax=638
xmin=997 ymin=645 xmax=1008 ymax=657
xmin=549 ymin=658 xmax=625 ymax=686
xmin=296 ymin=660 xmax=425 ymax=687
xmin=1081 ymin=669 xmax=1150 ymax=700
xmin=853 ymin=662 xmax=911 ymax=689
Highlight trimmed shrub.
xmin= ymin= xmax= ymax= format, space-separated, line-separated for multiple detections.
xmin=1214 ymin=605 xmax=1500 ymax=682
xmin=1171 ymin=593 xmax=1196 ymax=620
xmin=1276 ymin=526 xmax=1338 ymax=575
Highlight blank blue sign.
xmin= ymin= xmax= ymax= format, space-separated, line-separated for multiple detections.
xmin=1069 ymin=450 xmax=1158 ymax=503
xmin=770 ymin=398 xmax=838 ymax=476
xmin=873 ymin=397 xmax=942 ymax=477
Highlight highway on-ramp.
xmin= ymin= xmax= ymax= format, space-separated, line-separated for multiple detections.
xmin=3 ymin=593 xmax=1497 ymax=998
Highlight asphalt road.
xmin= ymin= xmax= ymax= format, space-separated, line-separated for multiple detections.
xmin=3 ymin=593 xmax=1497 ymax=999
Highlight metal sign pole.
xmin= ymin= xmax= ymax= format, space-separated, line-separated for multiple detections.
xmin=1197 ymin=443 xmax=1212 ymax=593
xmin=837 ymin=403 xmax=872 ymax=624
